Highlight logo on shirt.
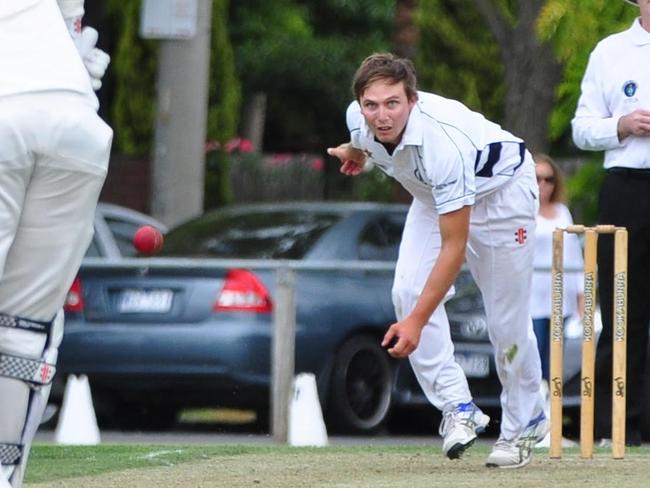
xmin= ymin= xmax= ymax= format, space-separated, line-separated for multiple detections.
xmin=514 ymin=227 xmax=527 ymax=245
xmin=623 ymin=80 xmax=638 ymax=98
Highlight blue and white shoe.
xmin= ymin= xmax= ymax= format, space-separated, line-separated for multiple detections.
xmin=485 ymin=409 xmax=548 ymax=469
xmin=486 ymin=436 xmax=533 ymax=469
xmin=439 ymin=401 xmax=490 ymax=459
xmin=521 ymin=409 xmax=549 ymax=444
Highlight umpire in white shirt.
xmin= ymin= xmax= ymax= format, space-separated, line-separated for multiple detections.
xmin=571 ymin=0 xmax=650 ymax=446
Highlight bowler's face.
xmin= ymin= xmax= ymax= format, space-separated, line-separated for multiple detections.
xmin=359 ymin=80 xmax=416 ymax=146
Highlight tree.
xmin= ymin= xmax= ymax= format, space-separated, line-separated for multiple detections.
xmin=417 ymin=0 xmax=560 ymax=153
xmin=393 ymin=0 xmax=419 ymax=58
xmin=106 ymin=0 xmax=240 ymax=158
xmin=416 ymin=1 xmax=638 ymax=153
xmin=416 ymin=0 xmax=505 ymax=125
xmin=229 ymin=0 xmax=395 ymax=153
xmin=537 ymin=0 xmax=636 ymax=140
xmin=205 ymin=0 xmax=242 ymax=209
xmin=105 ymin=0 xmax=240 ymax=210
xmin=106 ymin=0 xmax=158 ymax=155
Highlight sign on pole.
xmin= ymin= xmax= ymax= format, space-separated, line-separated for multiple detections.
xmin=140 ymin=0 xmax=198 ymax=40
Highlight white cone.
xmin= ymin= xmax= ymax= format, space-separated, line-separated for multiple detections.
xmin=54 ymin=374 xmax=100 ymax=445
xmin=288 ymin=373 xmax=328 ymax=447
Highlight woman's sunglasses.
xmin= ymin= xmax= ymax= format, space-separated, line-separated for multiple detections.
xmin=536 ymin=175 xmax=556 ymax=184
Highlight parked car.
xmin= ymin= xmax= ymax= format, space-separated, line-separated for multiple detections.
xmin=45 ymin=203 xmax=167 ymax=420
xmin=54 ymin=202 xmax=596 ymax=434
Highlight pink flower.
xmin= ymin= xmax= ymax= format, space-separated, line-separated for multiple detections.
xmin=238 ymin=138 xmax=254 ymax=153
xmin=222 ymin=137 xmax=255 ymax=154
xmin=224 ymin=138 xmax=241 ymax=153
xmin=310 ymin=158 xmax=324 ymax=171
xmin=204 ymin=140 xmax=221 ymax=153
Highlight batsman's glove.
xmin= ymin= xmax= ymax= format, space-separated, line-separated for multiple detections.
xmin=73 ymin=27 xmax=110 ymax=91
xmin=57 ymin=0 xmax=110 ymax=91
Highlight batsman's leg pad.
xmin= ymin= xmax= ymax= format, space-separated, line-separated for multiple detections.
xmin=0 ymin=310 xmax=63 ymax=487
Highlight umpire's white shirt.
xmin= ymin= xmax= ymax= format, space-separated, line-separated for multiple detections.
xmin=572 ymin=18 xmax=650 ymax=168
xmin=347 ymin=91 xmax=527 ymax=214
xmin=0 ymin=0 xmax=96 ymax=106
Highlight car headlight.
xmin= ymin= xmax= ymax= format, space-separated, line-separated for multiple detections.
xmin=458 ymin=316 xmax=489 ymax=340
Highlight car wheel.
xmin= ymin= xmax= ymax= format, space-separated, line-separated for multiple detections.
xmin=327 ymin=334 xmax=393 ymax=434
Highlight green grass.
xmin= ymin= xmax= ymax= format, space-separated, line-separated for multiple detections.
xmin=27 ymin=444 xmax=432 ymax=482
xmin=26 ymin=444 xmax=248 ymax=482
xmin=25 ymin=444 xmax=650 ymax=488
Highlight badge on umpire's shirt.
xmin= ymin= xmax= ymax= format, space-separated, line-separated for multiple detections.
xmin=623 ymin=80 xmax=638 ymax=97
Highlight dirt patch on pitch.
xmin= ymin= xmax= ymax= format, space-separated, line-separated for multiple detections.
xmin=27 ymin=449 xmax=650 ymax=487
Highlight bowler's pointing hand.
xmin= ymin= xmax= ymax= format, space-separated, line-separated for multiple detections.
xmin=327 ymin=144 xmax=367 ymax=176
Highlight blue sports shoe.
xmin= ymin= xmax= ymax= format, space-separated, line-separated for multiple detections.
xmin=439 ymin=401 xmax=490 ymax=459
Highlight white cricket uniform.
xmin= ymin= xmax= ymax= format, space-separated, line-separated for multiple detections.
xmin=572 ymin=18 xmax=650 ymax=168
xmin=347 ymin=91 xmax=542 ymax=440
xmin=0 ymin=1 xmax=111 ymax=486
xmin=530 ymin=204 xmax=584 ymax=320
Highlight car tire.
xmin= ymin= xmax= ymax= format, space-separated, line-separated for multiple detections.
xmin=327 ymin=334 xmax=394 ymax=434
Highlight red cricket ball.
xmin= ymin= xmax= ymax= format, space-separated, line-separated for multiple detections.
xmin=133 ymin=225 xmax=164 ymax=256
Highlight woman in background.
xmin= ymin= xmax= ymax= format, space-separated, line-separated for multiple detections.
xmin=530 ymin=154 xmax=585 ymax=382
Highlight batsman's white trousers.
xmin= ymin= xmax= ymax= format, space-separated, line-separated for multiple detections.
xmin=0 ymin=92 xmax=111 ymax=487
xmin=393 ymin=158 xmax=543 ymax=440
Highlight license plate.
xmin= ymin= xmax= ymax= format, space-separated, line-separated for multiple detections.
xmin=118 ymin=289 xmax=173 ymax=313
xmin=455 ymin=353 xmax=490 ymax=378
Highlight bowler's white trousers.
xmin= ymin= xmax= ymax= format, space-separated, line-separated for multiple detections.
xmin=392 ymin=158 xmax=543 ymax=440
xmin=0 ymin=92 xmax=111 ymax=487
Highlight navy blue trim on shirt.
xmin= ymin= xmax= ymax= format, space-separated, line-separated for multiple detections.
xmin=514 ymin=142 xmax=525 ymax=172
xmin=476 ymin=142 xmax=502 ymax=177
xmin=474 ymin=141 xmax=526 ymax=178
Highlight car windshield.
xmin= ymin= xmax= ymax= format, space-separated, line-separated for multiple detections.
xmin=160 ymin=210 xmax=342 ymax=259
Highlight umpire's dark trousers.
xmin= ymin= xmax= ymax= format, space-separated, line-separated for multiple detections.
xmin=595 ymin=168 xmax=650 ymax=444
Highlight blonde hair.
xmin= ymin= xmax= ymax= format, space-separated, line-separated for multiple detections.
xmin=533 ymin=153 xmax=566 ymax=203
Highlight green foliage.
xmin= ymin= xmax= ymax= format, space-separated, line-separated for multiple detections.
xmin=566 ymin=158 xmax=606 ymax=226
xmin=208 ymin=0 xmax=241 ymax=142
xmin=107 ymin=0 xmax=241 ymax=208
xmin=205 ymin=0 xmax=242 ymax=209
xmin=537 ymin=0 xmax=637 ymax=140
xmin=230 ymin=0 xmax=395 ymax=151
xmin=353 ymin=167 xmax=397 ymax=203
xmin=536 ymin=1 xmax=635 ymax=221
xmin=106 ymin=0 xmax=158 ymax=155
xmin=415 ymin=0 xmax=505 ymax=122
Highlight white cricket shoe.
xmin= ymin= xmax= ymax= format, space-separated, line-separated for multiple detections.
xmin=439 ymin=401 xmax=490 ymax=459
xmin=486 ymin=409 xmax=548 ymax=468
xmin=485 ymin=436 xmax=533 ymax=469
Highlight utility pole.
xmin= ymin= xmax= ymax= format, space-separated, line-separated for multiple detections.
xmin=145 ymin=0 xmax=212 ymax=227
